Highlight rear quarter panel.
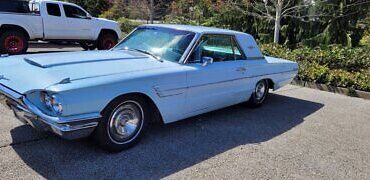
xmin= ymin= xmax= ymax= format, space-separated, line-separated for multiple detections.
xmin=0 ymin=13 xmax=43 ymax=39
xmin=264 ymin=56 xmax=298 ymax=90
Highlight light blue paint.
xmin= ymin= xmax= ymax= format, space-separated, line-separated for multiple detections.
xmin=0 ymin=25 xmax=298 ymax=124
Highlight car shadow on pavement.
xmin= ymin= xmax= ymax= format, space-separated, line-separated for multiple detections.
xmin=10 ymin=94 xmax=324 ymax=179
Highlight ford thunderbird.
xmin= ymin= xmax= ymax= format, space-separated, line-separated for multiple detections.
xmin=0 ymin=24 xmax=298 ymax=151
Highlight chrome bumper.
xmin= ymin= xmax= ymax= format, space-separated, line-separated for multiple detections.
xmin=0 ymin=84 xmax=99 ymax=140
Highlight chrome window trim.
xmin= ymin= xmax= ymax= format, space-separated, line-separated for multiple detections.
xmin=231 ymin=35 xmax=247 ymax=60
xmin=182 ymin=33 xmax=248 ymax=64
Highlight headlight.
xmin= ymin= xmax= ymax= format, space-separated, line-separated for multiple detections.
xmin=40 ymin=92 xmax=63 ymax=114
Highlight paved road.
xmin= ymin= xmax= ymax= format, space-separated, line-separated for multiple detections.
xmin=1 ymin=84 xmax=369 ymax=179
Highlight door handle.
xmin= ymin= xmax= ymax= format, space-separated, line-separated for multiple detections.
xmin=236 ymin=67 xmax=247 ymax=72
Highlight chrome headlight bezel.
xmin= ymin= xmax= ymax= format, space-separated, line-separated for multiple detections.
xmin=40 ymin=92 xmax=63 ymax=115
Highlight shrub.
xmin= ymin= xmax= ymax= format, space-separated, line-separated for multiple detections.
xmin=117 ymin=17 xmax=141 ymax=34
xmin=261 ymin=44 xmax=370 ymax=92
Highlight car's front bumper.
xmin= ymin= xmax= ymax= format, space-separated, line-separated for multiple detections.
xmin=0 ymin=84 xmax=100 ymax=140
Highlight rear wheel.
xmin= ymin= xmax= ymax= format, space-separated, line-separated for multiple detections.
xmin=97 ymin=32 xmax=117 ymax=50
xmin=247 ymin=80 xmax=269 ymax=108
xmin=94 ymin=95 xmax=150 ymax=152
xmin=0 ymin=30 xmax=28 ymax=55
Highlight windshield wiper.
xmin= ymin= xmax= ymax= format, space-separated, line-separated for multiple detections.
xmin=126 ymin=48 xmax=163 ymax=62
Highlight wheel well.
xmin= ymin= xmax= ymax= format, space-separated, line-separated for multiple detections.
xmin=99 ymin=29 xmax=118 ymax=39
xmin=265 ymin=79 xmax=275 ymax=89
xmin=102 ymin=92 xmax=164 ymax=124
xmin=0 ymin=24 xmax=30 ymax=40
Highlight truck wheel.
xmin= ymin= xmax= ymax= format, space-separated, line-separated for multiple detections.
xmin=0 ymin=30 xmax=28 ymax=55
xmin=94 ymin=95 xmax=150 ymax=152
xmin=97 ymin=32 xmax=117 ymax=50
xmin=80 ymin=42 xmax=97 ymax=51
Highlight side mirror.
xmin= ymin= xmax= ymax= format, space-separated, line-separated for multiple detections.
xmin=85 ymin=14 xmax=92 ymax=19
xmin=202 ymin=56 xmax=213 ymax=66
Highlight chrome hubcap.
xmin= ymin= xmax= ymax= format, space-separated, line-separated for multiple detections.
xmin=108 ymin=101 xmax=143 ymax=143
xmin=255 ymin=81 xmax=266 ymax=101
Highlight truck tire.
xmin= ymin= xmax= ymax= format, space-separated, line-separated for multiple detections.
xmin=80 ymin=42 xmax=97 ymax=51
xmin=0 ymin=30 xmax=28 ymax=55
xmin=97 ymin=32 xmax=118 ymax=50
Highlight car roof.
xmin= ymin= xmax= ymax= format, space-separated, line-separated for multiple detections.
xmin=141 ymin=24 xmax=248 ymax=35
xmin=33 ymin=0 xmax=77 ymax=6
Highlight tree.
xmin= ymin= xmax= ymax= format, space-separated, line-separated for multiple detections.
xmin=230 ymin=0 xmax=317 ymax=43
xmin=64 ymin=0 xmax=112 ymax=17
xmin=150 ymin=0 xmax=155 ymax=23
xmin=231 ymin=0 xmax=370 ymax=44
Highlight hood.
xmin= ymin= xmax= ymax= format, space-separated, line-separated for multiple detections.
xmin=94 ymin=17 xmax=117 ymax=24
xmin=0 ymin=50 xmax=173 ymax=94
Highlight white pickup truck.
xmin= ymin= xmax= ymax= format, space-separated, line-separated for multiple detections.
xmin=0 ymin=0 xmax=122 ymax=55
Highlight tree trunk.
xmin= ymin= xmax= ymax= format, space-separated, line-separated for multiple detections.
xmin=149 ymin=0 xmax=154 ymax=24
xmin=274 ymin=1 xmax=282 ymax=44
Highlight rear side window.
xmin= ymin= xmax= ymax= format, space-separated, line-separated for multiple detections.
xmin=63 ymin=5 xmax=87 ymax=19
xmin=46 ymin=3 xmax=61 ymax=17
xmin=0 ymin=0 xmax=30 ymax=13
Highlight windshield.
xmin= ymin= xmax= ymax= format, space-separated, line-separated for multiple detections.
xmin=114 ymin=27 xmax=195 ymax=62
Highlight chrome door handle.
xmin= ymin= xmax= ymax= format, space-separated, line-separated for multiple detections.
xmin=236 ymin=67 xmax=246 ymax=72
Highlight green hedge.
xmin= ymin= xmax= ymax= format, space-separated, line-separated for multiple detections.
xmin=261 ymin=44 xmax=370 ymax=92
xmin=117 ymin=18 xmax=141 ymax=34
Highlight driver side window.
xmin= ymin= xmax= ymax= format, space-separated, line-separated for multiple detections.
xmin=188 ymin=34 xmax=245 ymax=63
xmin=63 ymin=4 xmax=87 ymax=19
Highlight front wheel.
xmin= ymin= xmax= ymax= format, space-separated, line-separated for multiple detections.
xmin=247 ymin=80 xmax=269 ymax=108
xmin=97 ymin=33 xmax=118 ymax=50
xmin=0 ymin=30 xmax=28 ymax=55
xmin=94 ymin=95 xmax=149 ymax=152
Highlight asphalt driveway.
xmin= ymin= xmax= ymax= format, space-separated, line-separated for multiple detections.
xmin=0 ymin=84 xmax=369 ymax=179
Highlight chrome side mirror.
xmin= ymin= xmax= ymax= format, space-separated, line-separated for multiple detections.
xmin=202 ymin=56 xmax=213 ymax=66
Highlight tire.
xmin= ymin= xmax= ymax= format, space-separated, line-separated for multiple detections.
xmin=80 ymin=42 xmax=97 ymax=51
xmin=94 ymin=95 xmax=150 ymax=152
xmin=0 ymin=30 xmax=28 ymax=55
xmin=97 ymin=32 xmax=118 ymax=50
xmin=247 ymin=80 xmax=269 ymax=108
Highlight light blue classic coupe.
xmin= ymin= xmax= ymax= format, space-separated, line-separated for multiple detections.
xmin=0 ymin=24 xmax=298 ymax=151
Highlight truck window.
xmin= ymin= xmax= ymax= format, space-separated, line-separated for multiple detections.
xmin=63 ymin=5 xmax=87 ymax=19
xmin=29 ymin=2 xmax=40 ymax=14
xmin=0 ymin=0 xmax=31 ymax=13
xmin=46 ymin=3 xmax=61 ymax=17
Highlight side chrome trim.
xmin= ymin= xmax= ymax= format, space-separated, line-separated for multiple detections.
xmin=156 ymin=70 xmax=297 ymax=94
